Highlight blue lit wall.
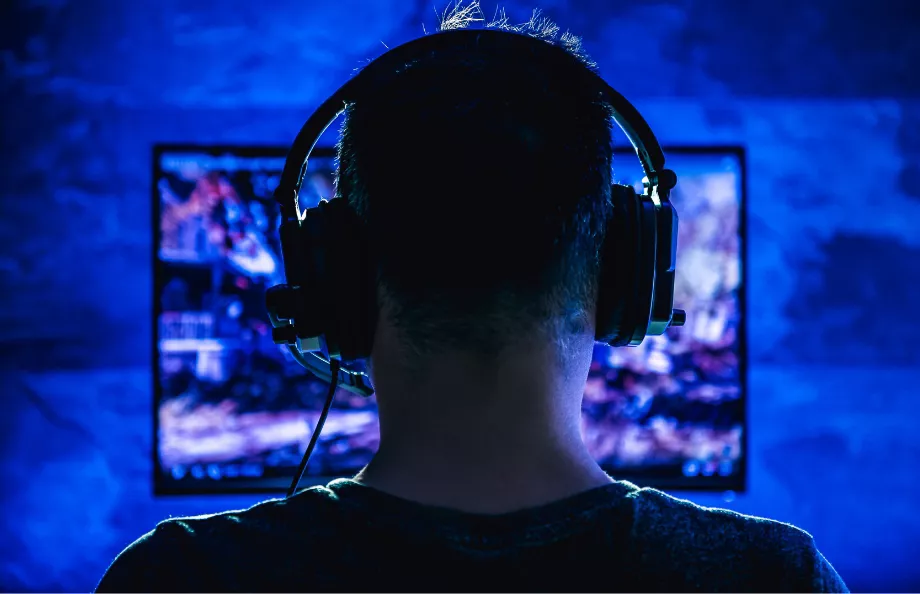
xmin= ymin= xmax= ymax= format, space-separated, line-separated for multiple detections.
xmin=2 ymin=0 xmax=919 ymax=591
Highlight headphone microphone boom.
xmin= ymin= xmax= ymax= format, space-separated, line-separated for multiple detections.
xmin=266 ymin=29 xmax=685 ymax=495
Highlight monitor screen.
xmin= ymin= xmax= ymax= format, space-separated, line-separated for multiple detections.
xmin=153 ymin=145 xmax=745 ymax=494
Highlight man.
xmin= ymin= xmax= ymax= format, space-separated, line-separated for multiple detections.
xmin=97 ymin=6 xmax=848 ymax=592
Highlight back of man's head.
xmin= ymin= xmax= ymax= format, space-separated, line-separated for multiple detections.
xmin=337 ymin=6 xmax=615 ymax=359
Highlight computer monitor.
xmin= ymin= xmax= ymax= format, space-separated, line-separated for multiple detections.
xmin=153 ymin=144 xmax=746 ymax=494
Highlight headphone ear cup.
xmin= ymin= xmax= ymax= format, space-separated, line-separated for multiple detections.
xmin=317 ymin=198 xmax=377 ymax=362
xmin=595 ymin=184 xmax=658 ymax=347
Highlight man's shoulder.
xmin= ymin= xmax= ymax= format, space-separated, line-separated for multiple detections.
xmin=629 ymin=486 xmax=815 ymax=551
xmin=626 ymin=487 xmax=847 ymax=592
xmin=138 ymin=484 xmax=341 ymax=544
xmin=95 ymin=486 xmax=342 ymax=592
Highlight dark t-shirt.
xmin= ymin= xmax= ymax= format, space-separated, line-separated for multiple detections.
xmin=97 ymin=479 xmax=848 ymax=592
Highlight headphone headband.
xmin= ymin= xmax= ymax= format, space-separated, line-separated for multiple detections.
xmin=274 ymin=29 xmax=673 ymax=218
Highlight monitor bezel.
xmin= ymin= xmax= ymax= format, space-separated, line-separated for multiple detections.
xmin=151 ymin=143 xmax=748 ymax=496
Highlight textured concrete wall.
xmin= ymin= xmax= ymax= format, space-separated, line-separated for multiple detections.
xmin=2 ymin=0 xmax=919 ymax=591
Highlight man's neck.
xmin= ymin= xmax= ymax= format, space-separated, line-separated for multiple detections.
xmin=355 ymin=439 xmax=613 ymax=514
xmin=355 ymin=337 xmax=612 ymax=514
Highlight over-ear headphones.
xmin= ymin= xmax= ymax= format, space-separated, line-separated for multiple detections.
xmin=267 ymin=28 xmax=685 ymax=398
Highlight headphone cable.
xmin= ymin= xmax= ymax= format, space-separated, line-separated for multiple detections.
xmin=287 ymin=358 xmax=341 ymax=498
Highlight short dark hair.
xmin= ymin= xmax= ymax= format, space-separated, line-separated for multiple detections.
xmin=337 ymin=3 xmax=614 ymax=357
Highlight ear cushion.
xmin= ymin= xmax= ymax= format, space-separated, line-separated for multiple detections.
xmin=627 ymin=194 xmax=659 ymax=345
xmin=596 ymin=184 xmax=638 ymax=346
xmin=315 ymin=198 xmax=377 ymax=361
xmin=595 ymin=184 xmax=658 ymax=346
